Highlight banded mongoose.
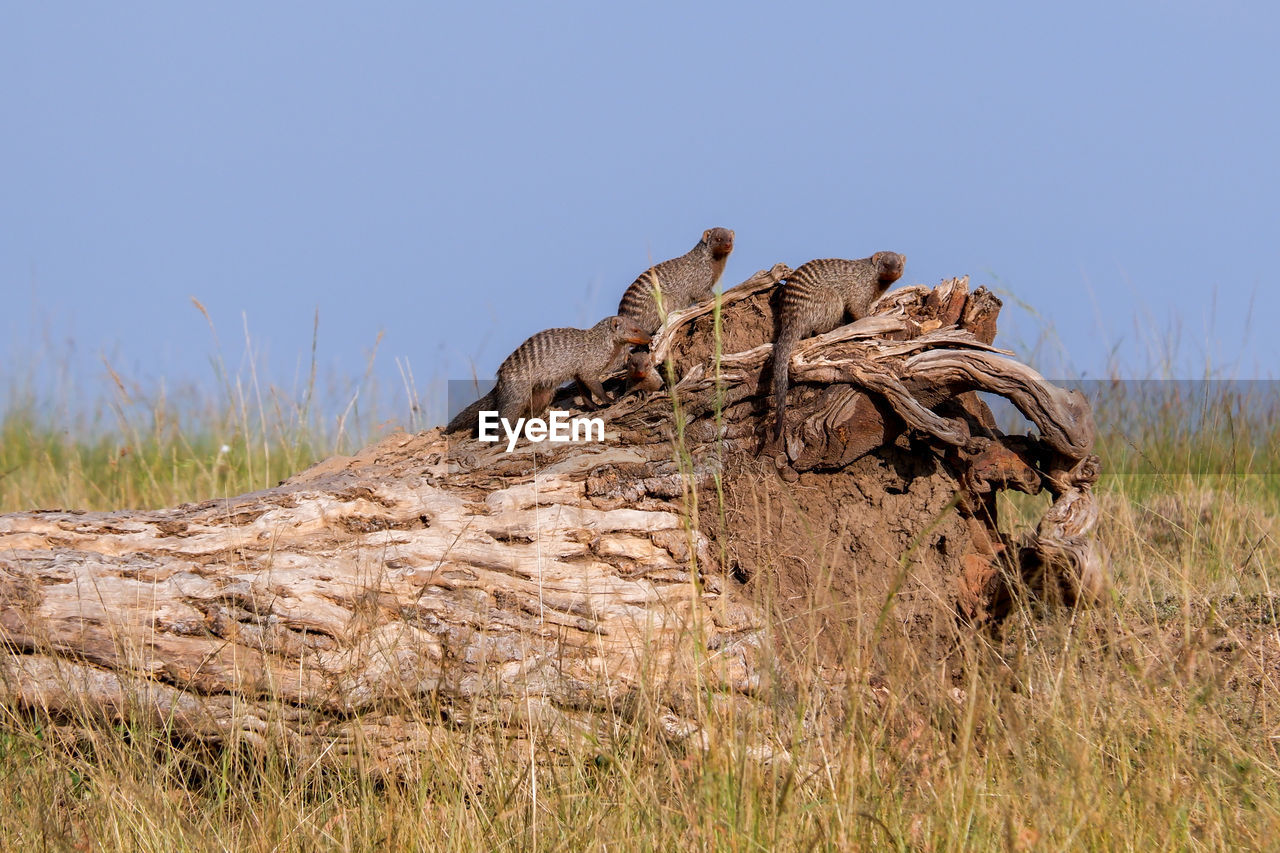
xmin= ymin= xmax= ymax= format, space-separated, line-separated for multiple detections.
xmin=445 ymin=315 xmax=651 ymax=434
xmin=617 ymin=227 xmax=735 ymax=334
xmin=623 ymin=349 xmax=664 ymax=393
xmin=771 ymin=252 xmax=906 ymax=441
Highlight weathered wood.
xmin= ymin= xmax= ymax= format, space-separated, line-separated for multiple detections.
xmin=0 ymin=267 xmax=1100 ymax=765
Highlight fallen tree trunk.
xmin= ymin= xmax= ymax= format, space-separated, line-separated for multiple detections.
xmin=0 ymin=267 xmax=1100 ymax=767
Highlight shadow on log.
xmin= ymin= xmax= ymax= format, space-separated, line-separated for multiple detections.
xmin=0 ymin=267 xmax=1100 ymax=768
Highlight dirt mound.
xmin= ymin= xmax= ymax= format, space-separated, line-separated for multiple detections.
xmin=714 ymin=441 xmax=975 ymax=669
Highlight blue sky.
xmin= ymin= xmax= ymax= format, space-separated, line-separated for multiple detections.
xmin=4 ymin=2 xmax=1278 ymax=426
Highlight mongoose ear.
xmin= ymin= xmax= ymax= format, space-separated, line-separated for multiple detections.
xmin=702 ymin=229 xmax=712 ymax=243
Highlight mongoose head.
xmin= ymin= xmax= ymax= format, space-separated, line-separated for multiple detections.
xmin=872 ymin=251 xmax=906 ymax=289
xmin=608 ymin=315 xmax=652 ymax=346
xmin=702 ymin=227 xmax=735 ymax=260
xmin=625 ymin=350 xmax=664 ymax=392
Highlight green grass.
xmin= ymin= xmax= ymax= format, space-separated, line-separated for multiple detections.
xmin=1 ymin=305 xmax=408 ymax=512
xmin=2 ymin=351 xmax=1279 ymax=849
xmin=0 ymin=400 xmax=320 ymax=512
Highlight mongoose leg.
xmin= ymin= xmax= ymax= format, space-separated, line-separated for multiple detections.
xmin=529 ymin=386 xmax=555 ymax=418
xmin=576 ymin=376 xmax=610 ymax=410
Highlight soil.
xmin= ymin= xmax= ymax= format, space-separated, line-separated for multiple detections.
xmin=712 ymin=439 xmax=976 ymax=670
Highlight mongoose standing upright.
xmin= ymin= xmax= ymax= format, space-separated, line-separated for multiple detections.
xmin=771 ymin=252 xmax=906 ymax=442
xmin=617 ymin=227 xmax=735 ymax=334
xmin=445 ymin=315 xmax=651 ymax=435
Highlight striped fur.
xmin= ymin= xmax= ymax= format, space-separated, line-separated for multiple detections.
xmin=446 ymin=315 xmax=650 ymax=434
xmin=772 ymin=252 xmax=906 ymax=441
xmin=617 ymin=227 xmax=734 ymax=334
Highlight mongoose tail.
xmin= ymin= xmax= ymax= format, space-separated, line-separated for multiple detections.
xmin=771 ymin=322 xmax=803 ymax=442
xmin=445 ymin=388 xmax=497 ymax=435
xmin=770 ymin=251 xmax=906 ymax=443
xmin=618 ymin=227 xmax=735 ymax=334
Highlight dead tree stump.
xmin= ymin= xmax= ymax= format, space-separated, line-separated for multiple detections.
xmin=0 ymin=267 xmax=1100 ymax=766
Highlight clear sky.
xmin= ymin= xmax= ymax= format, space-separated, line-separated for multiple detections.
xmin=4 ymin=2 xmax=1277 ymax=426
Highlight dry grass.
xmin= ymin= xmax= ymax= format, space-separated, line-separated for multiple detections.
xmin=1 ymin=355 xmax=1278 ymax=850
